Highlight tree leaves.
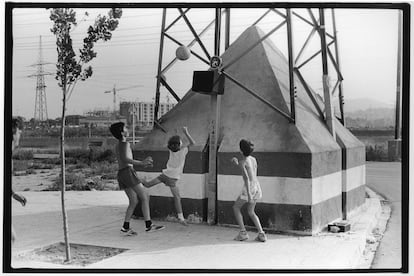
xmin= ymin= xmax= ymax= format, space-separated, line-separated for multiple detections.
xmin=49 ymin=8 xmax=122 ymax=88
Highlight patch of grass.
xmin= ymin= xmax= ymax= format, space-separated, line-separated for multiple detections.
xmin=30 ymin=162 xmax=55 ymax=170
xmin=15 ymin=242 xmax=128 ymax=267
xmin=366 ymin=145 xmax=388 ymax=161
xmin=25 ymin=168 xmax=37 ymax=175
xmin=90 ymin=161 xmax=117 ymax=175
xmin=12 ymin=160 xmax=32 ymax=172
xmin=12 ymin=149 xmax=34 ymax=160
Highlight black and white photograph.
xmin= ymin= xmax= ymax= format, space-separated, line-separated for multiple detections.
xmin=3 ymin=1 xmax=410 ymax=273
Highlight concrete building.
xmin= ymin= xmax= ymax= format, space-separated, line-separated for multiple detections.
xmin=120 ymin=101 xmax=175 ymax=128
xmin=80 ymin=109 xmax=126 ymax=127
xmin=133 ymin=26 xmax=365 ymax=235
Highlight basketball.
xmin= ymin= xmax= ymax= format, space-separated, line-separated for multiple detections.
xmin=176 ymin=46 xmax=191 ymax=61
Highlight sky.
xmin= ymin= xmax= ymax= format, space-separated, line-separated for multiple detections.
xmin=9 ymin=4 xmax=402 ymax=120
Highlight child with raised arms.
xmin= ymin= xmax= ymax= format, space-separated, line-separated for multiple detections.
xmin=143 ymin=127 xmax=195 ymax=226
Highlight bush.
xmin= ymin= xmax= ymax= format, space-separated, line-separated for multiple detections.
xmin=30 ymin=162 xmax=55 ymax=170
xmin=65 ymin=148 xmax=90 ymax=160
xmin=50 ymin=173 xmax=88 ymax=191
xmin=89 ymin=148 xmax=116 ymax=163
xmin=366 ymin=145 xmax=387 ymax=161
xmin=12 ymin=160 xmax=32 ymax=172
xmin=90 ymin=161 xmax=117 ymax=175
xmin=25 ymin=168 xmax=37 ymax=175
xmin=12 ymin=149 xmax=34 ymax=160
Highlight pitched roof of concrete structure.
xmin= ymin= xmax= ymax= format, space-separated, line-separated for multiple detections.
xmin=136 ymin=26 xmax=362 ymax=153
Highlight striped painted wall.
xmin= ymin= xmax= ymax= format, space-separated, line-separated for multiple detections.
xmin=133 ymin=146 xmax=365 ymax=235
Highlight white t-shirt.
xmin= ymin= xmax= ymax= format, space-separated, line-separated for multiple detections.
xmin=162 ymin=147 xmax=189 ymax=179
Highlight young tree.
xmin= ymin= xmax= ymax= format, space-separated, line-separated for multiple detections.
xmin=49 ymin=8 xmax=122 ymax=262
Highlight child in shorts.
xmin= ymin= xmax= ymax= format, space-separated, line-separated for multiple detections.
xmin=11 ymin=118 xmax=27 ymax=243
xmin=231 ymin=139 xmax=267 ymax=242
xmin=143 ymin=127 xmax=195 ymax=226
xmin=110 ymin=122 xmax=165 ymax=235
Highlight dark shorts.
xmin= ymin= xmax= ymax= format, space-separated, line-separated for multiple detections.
xmin=157 ymin=174 xmax=178 ymax=187
xmin=117 ymin=167 xmax=142 ymax=190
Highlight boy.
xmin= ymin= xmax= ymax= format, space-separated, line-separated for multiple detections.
xmin=143 ymin=127 xmax=195 ymax=226
xmin=11 ymin=118 xmax=27 ymax=243
xmin=109 ymin=122 xmax=165 ymax=235
xmin=231 ymin=139 xmax=267 ymax=242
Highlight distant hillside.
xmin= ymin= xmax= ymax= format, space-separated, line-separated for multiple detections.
xmin=340 ymin=98 xmax=396 ymax=129
xmin=343 ymin=98 xmax=394 ymax=113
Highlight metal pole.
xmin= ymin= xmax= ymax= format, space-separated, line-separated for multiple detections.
xmin=132 ymin=103 xmax=136 ymax=145
xmin=207 ymin=8 xmax=222 ymax=225
xmin=225 ymin=8 xmax=230 ymax=50
xmin=318 ymin=8 xmax=335 ymax=139
xmin=332 ymin=9 xmax=345 ymax=125
xmin=154 ymin=8 xmax=167 ymax=124
xmin=286 ymin=8 xmax=296 ymax=123
xmin=395 ymin=11 xmax=402 ymax=140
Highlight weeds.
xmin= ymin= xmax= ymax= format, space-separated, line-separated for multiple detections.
xmin=366 ymin=145 xmax=387 ymax=161
xmin=12 ymin=149 xmax=34 ymax=160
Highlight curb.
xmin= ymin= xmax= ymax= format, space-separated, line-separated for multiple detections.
xmin=350 ymin=187 xmax=385 ymax=268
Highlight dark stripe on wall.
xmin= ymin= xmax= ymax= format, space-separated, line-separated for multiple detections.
xmin=134 ymin=196 xmax=208 ymax=222
xmin=133 ymin=150 xmax=208 ymax=174
xmin=343 ymin=185 xmax=366 ymax=213
xmin=343 ymin=146 xmax=365 ymax=169
xmin=220 ymin=151 xmax=341 ymax=178
xmin=312 ymin=194 xmax=342 ymax=232
xmin=217 ymin=201 xmax=313 ymax=233
xmin=134 ymin=148 xmax=364 ymax=178
xmin=137 ymin=191 xmax=364 ymax=234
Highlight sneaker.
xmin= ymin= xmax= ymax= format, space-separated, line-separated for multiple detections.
xmin=234 ymin=230 xmax=249 ymax=241
xmin=120 ymin=227 xmax=137 ymax=236
xmin=146 ymin=224 xmax=166 ymax=232
xmin=178 ymin=219 xmax=189 ymax=226
xmin=255 ymin=232 xmax=267 ymax=242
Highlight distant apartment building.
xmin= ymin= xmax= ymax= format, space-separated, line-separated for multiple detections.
xmin=120 ymin=101 xmax=175 ymax=128
xmin=80 ymin=109 xmax=126 ymax=127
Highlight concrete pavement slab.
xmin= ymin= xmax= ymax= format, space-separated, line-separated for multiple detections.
xmin=10 ymin=190 xmax=382 ymax=270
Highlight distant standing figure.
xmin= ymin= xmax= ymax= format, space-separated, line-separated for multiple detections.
xmin=109 ymin=122 xmax=165 ymax=235
xmin=231 ymin=139 xmax=267 ymax=242
xmin=11 ymin=118 xmax=27 ymax=243
xmin=142 ymin=127 xmax=195 ymax=226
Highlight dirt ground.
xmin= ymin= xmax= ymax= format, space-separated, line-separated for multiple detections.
xmin=12 ymin=165 xmax=121 ymax=266
xmin=12 ymin=167 xmax=118 ymax=192
xmin=14 ymin=242 xmax=128 ymax=267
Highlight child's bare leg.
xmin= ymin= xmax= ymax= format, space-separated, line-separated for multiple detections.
xmin=124 ymin=187 xmax=139 ymax=223
xmin=132 ymin=184 xmax=151 ymax=221
xmin=143 ymin=177 xmax=162 ymax=188
xmin=170 ymin=186 xmax=183 ymax=214
xmin=233 ymin=197 xmax=246 ymax=231
xmin=170 ymin=186 xmax=188 ymax=225
xmin=247 ymin=201 xmax=264 ymax=233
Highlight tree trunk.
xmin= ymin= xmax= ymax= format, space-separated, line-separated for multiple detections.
xmin=60 ymin=84 xmax=71 ymax=262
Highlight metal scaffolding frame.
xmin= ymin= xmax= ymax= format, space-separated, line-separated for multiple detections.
xmin=152 ymin=7 xmax=347 ymax=223
xmin=153 ymin=7 xmax=346 ymax=128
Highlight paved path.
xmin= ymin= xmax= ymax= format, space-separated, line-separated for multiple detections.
xmin=366 ymin=162 xmax=402 ymax=269
xmin=11 ymin=190 xmax=382 ymax=270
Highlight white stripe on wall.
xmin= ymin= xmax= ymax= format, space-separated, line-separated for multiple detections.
xmin=218 ymin=172 xmax=342 ymax=205
xmin=344 ymin=165 xmax=366 ymax=192
xmin=139 ymin=166 xmax=364 ymax=204
xmin=139 ymin=172 xmax=207 ymax=199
